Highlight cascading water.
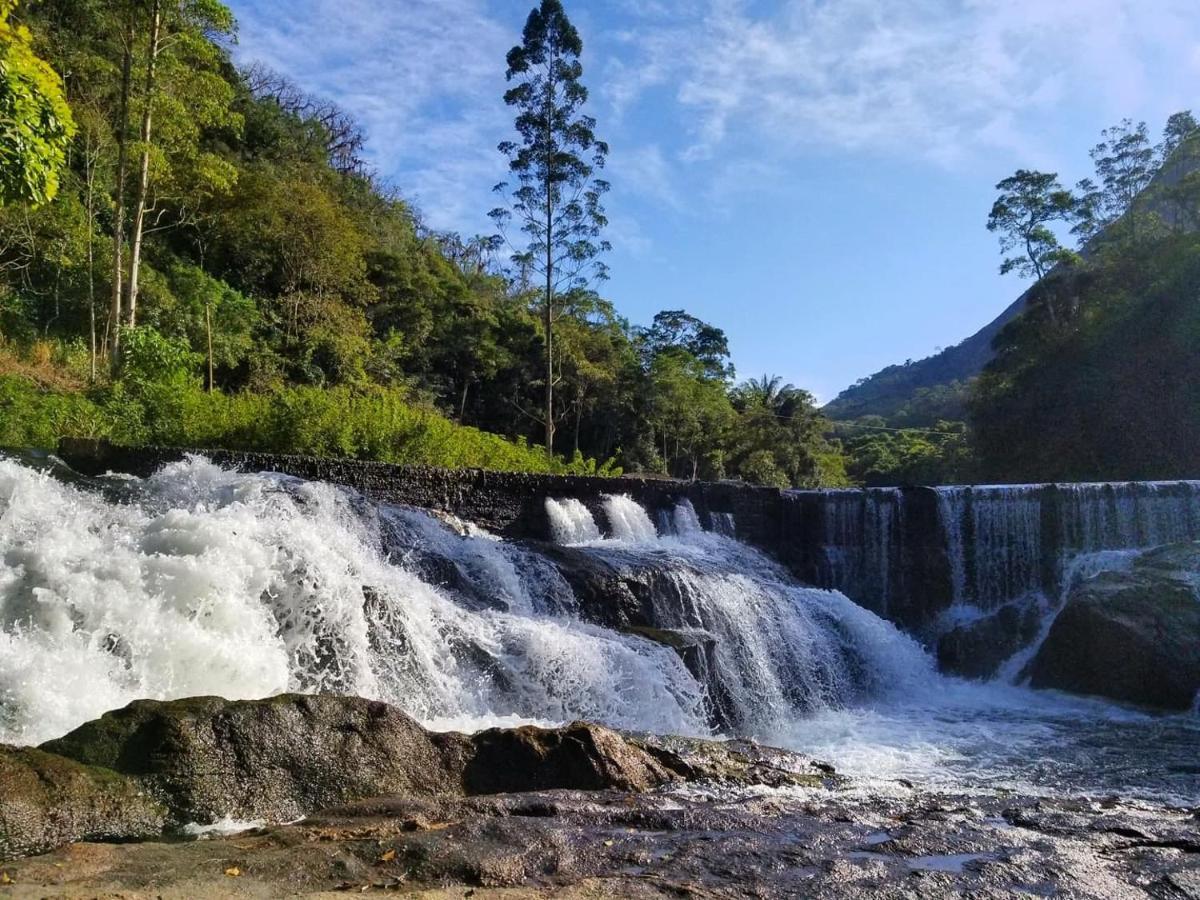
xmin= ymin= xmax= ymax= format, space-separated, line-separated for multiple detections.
xmin=935 ymin=480 xmax=1200 ymax=611
xmin=807 ymin=488 xmax=904 ymax=617
xmin=0 ymin=458 xmax=704 ymax=743
xmin=0 ymin=456 xmax=928 ymax=748
xmin=602 ymin=494 xmax=659 ymax=542
xmin=544 ymin=497 xmax=601 ymax=544
xmin=544 ymin=496 xmax=933 ymax=734
xmin=2 ymin=454 xmax=1197 ymax=803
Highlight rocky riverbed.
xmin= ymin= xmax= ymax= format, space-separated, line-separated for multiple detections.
xmin=2 ymin=695 xmax=1198 ymax=898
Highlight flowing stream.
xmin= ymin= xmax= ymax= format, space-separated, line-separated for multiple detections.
xmin=1 ymin=454 xmax=1197 ymax=805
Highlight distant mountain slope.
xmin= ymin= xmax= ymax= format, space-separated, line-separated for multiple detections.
xmin=822 ymin=291 xmax=1029 ymax=423
xmin=825 ymin=133 xmax=1200 ymax=425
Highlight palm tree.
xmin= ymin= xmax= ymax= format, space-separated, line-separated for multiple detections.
xmin=736 ymin=374 xmax=813 ymax=417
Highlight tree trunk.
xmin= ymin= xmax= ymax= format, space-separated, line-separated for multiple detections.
xmin=85 ymin=132 xmax=97 ymax=381
xmin=108 ymin=17 xmax=134 ymax=360
xmin=542 ymin=66 xmax=555 ymax=457
xmin=125 ymin=0 xmax=163 ymax=331
xmin=544 ymin=267 xmax=553 ymax=455
xmin=459 ymin=378 xmax=470 ymax=422
xmin=573 ymin=399 xmax=582 ymax=456
xmin=205 ymin=301 xmax=214 ymax=392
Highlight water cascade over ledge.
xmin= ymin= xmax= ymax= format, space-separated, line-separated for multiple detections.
xmin=3 ymin=452 xmax=1198 ymax=803
xmin=785 ymin=480 xmax=1200 ymax=632
xmin=0 ymin=455 xmax=927 ymax=746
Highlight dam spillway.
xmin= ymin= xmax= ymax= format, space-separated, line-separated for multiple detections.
xmin=4 ymin=443 xmax=1198 ymax=803
xmin=56 ymin=439 xmax=1200 ymax=639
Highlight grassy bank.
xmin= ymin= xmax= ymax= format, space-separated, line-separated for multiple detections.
xmin=0 ymin=346 xmax=615 ymax=475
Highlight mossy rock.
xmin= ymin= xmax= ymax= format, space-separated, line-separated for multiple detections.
xmin=42 ymin=694 xmax=470 ymax=827
xmin=1029 ymin=543 xmax=1200 ymax=709
xmin=0 ymin=744 xmax=165 ymax=862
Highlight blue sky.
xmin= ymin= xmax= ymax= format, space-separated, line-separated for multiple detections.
xmin=227 ymin=0 xmax=1200 ymax=402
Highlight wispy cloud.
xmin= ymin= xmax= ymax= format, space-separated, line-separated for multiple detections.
xmin=613 ymin=144 xmax=683 ymax=211
xmin=228 ymin=0 xmax=1200 ymax=232
xmin=610 ymin=0 xmax=1200 ymax=167
xmin=230 ymin=0 xmax=511 ymax=231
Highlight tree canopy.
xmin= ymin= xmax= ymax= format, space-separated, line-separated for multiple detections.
xmin=0 ymin=0 xmax=849 ymax=488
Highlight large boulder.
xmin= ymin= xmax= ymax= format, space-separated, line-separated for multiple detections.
xmin=464 ymin=721 xmax=684 ymax=794
xmin=43 ymin=694 xmax=469 ymax=826
xmin=43 ymin=694 xmax=820 ymax=830
xmin=0 ymin=745 xmax=165 ymax=861
xmin=936 ymin=598 xmax=1042 ymax=680
xmin=1028 ymin=543 xmax=1200 ymax=709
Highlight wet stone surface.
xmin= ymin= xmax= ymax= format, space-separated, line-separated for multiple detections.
xmin=2 ymin=784 xmax=1197 ymax=898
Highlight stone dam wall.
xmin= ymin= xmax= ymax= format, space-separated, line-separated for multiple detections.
xmin=54 ymin=439 xmax=1200 ymax=638
xmin=56 ymin=437 xmax=782 ymax=549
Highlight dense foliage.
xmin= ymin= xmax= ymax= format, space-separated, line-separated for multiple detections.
xmin=0 ymin=0 xmax=847 ymax=486
xmin=829 ymin=112 xmax=1200 ymax=485
xmin=970 ymin=115 xmax=1200 ymax=481
xmin=0 ymin=0 xmax=74 ymax=204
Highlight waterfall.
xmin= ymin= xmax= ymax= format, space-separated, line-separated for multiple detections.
xmin=1058 ymin=481 xmax=1200 ymax=552
xmin=933 ymin=481 xmax=1200 ymax=614
xmin=672 ymin=499 xmax=705 ymax=536
xmin=936 ymin=488 xmax=968 ymax=605
xmin=0 ymin=456 xmax=931 ymax=746
xmin=808 ymin=488 xmax=904 ymax=617
xmin=545 ymin=497 xmax=601 ymax=544
xmin=602 ymin=494 xmax=659 ymax=542
xmin=968 ymin=486 xmax=1043 ymax=610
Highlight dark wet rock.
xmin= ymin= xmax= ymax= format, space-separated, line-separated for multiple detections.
xmin=641 ymin=732 xmax=839 ymax=789
xmin=936 ymin=598 xmax=1042 ymax=679
xmin=464 ymin=721 xmax=684 ymax=794
xmin=1028 ymin=542 xmax=1200 ymax=709
xmin=0 ymin=745 xmax=165 ymax=862
xmin=5 ymin=786 xmax=1197 ymax=897
xmin=532 ymin=544 xmax=655 ymax=628
xmin=37 ymin=694 xmax=821 ymax=837
xmin=42 ymin=694 xmax=468 ymax=827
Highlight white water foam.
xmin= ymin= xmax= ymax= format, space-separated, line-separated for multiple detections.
xmin=602 ymin=494 xmax=659 ymax=542
xmin=545 ymin=497 xmax=601 ymax=544
xmin=0 ymin=458 xmax=705 ymax=743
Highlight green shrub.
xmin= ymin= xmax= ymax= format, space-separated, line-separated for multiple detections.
xmin=0 ymin=368 xmax=619 ymax=476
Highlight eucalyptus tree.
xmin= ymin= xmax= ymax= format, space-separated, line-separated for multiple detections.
xmin=490 ymin=0 xmax=610 ymax=454
xmin=1073 ymin=119 xmax=1157 ymax=244
xmin=124 ymin=0 xmax=237 ymax=333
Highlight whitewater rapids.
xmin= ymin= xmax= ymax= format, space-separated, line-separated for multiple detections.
xmin=1 ymin=454 xmax=1197 ymax=804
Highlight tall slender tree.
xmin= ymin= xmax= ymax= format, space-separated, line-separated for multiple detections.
xmin=490 ymin=0 xmax=609 ymax=455
xmin=106 ymin=8 xmax=129 ymax=354
xmin=124 ymin=0 xmax=236 ymax=332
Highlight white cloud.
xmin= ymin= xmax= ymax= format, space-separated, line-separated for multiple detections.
xmin=610 ymin=0 xmax=1200 ymax=166
xmin=227 ymin=0 xmax=1200 ymax=229
xmin=613 ymin=144 xmax=683 ymax=210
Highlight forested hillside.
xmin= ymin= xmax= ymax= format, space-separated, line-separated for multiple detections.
xmin=0 ymin=0 xmax=847 ymax=487
xmin=830 ymin=114 xmax=1200 ymax=485
xmin=826 ymin=116 xmax=1200 ymax=443
xmin=970 ymin=117 xmax=1200 ymax=481
xmin=820 ymin=304 xmax=1018 ymax=426
xmin=3 ymin=0 xmax=1196 ymax=488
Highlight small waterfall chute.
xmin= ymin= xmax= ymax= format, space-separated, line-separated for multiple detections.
xmin=545 ymin=497 xmax=601 ymax=544
xmin=602 ymin=494 xmax=659 ymax=542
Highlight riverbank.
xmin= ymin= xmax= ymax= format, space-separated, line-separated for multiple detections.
xmin=3 ymin=695 xmax=1197 ymax=898
xmin=8 ymin=789 xmax=1198 ymax=898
